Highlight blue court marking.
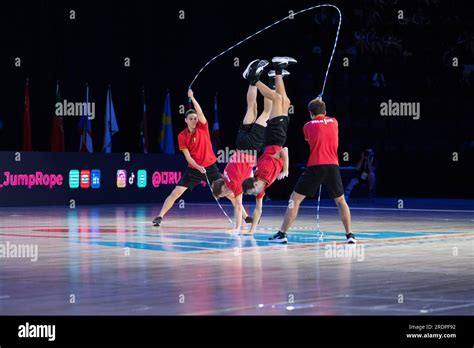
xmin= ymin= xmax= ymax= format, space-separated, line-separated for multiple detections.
xmin=73 ymin=230 xmax=465 ymax=252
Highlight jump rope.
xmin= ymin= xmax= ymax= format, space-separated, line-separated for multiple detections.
xmin=188 ymin=4 xmax=342 ymax=233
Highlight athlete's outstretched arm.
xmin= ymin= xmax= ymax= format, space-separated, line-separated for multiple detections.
xmin=182 ymin=148 xmax=206 ymax=173
xmin=188 ymin=89 xmax=207 ymax=124
xmin=248 ymin=197 xmax=263 ymax=234
xmin=233 ymin=194 xmax=244 ymax=232
xmin=274 ymin=147 xmax=289 ymax=180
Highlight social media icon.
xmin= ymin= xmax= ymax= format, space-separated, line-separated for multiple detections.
xmin=91 ymin=169 xmax=101 ymax=189
xmin=137 ymin=170 xmax=147 ymax=188
xmin=69 ymin=170 xmax=79 ymax=189
xmin=129 ymin=172 xmax=135 ymax=185
xmin=117 ymin=170 xmax=127 ymax=188
xmin=80 ymin=170 xmax=90 ymax=188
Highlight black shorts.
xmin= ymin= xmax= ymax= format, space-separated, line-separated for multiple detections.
xmin=177 ymin=163 xmax=222 ymax=191
xmin=294 ymin=165 xmax=344 ymax=198
xmin=265 ymin=116 xmax=289 ymax=147
xmin=236 ymin=122 xmax=266 ymax=152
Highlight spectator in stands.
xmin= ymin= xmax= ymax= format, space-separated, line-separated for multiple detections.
xmin=345 ymin=148 xmax=376 ymax=199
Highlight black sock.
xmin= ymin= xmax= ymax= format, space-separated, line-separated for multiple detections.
xmin=269 ymin=77 xmax=276 ymax=89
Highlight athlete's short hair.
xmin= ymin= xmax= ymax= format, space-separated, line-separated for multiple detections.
xmin=185 ymin=109 xmax=197 ymax=118
xmin=307 ymin=99 xmax=326 ymax=116
xmin=242 ymin=177 xmax=257 ymax=194
xmin=211 ymin=178 xmax=226 ymax=198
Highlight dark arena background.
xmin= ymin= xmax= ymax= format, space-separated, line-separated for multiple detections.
xmin=0 ymin=0 xmax=472 ymax=346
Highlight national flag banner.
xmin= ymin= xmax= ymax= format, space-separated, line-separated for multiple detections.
xmin=23 ymin=78 xmax=32 ymax=151
xmin=50 ymin=80 xmax=65 ymax=152
xmin=159 ymin=91 xmax=175 ymax=155
xmin=78 ymin=83 xmax=93 ymax=152
xmin=139 ymin=86 xmax=149 ymax=154
xmin=212 ymin=94 xmax=221 ymax=153
xmin=102 ymin=85 xmax=119 ymax=153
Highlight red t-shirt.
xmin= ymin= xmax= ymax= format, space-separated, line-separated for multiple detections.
xmin=178 ymin=121 xmax=217 ymax=169
xmin=303 ymin=115 xmax=339 ymax=166
xmin=255 ymin=145 xmax=283 ymax=199
xmin=223 ymin=151 xmax=256 ymax=196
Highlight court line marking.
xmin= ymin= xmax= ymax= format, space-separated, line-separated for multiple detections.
xmin=0 ymin=224 xmax=471 ymax=237
xmin=185 ymin=294 xmax=347 ymax=315
xmin=421 ymin=302 xmax=474 ymax=313
xmin=0 ymin=233 xmax=83 ymax=239
xmin=128 ymin=254 xmax=236 ymax=262
xmin=190 ymin=202 xmax=474 ymax=213
xmin=348 ymin=294 xmax=474 ymax=304
xmin=186 ymin=301 xmax=428 ymax=315
xmin=85 ymin=230 xmax=466 ymax=244
xmin=77 ymin=230 xmax=473 ymax=253
xmin=77 ymin=239 xmax=268 ymax=254
xmin=185 ymin=294 xmax=474 ymax=315
xmin=0 ymin=226 xmax=148 ymax=233
xmin=79 ymin=240 xmax=220 ymax=252
xmin=1 ymin=229 xmax=471 ymax=256
xmin=73 ymin=232 xmax=473 ymax=256
xmin=1 ymin=231 xmax=470 ymax=244
xmin=185 ymin=232 xmax=474 ymax=253
xmin=182 ymin=233 xmax=474 ymax=256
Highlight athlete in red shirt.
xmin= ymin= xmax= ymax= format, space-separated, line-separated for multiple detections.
xmin=212 ymin=59 xmax=278 ymax=233
xmin=152 ymin=90 xmax=250 ymax=227
xmin=240 ymin=56 xmax=296 ymax=234
xmin=270 ymin=98 xmax=356 ymax=244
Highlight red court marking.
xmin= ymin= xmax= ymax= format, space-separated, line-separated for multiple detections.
xmin=153 ymin=226 xmax=230 ymax=230
xmin=32 ymin=228 xmax=139 ymax=233
xmin=0 ymin=226 xmax=141 ymax=233
xmin=0 ymin=226 xmax=65 ymax=229
xmin=0 ymin=233 xmax=92 ymax=239
xmin=0 ymin=225 xmax=230 ymax=232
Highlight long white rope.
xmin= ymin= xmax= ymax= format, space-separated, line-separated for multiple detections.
xmin=204 ymin=172 xmax=233 ymax=227
xmin=191 ymin=4 xmax=342 ymax=226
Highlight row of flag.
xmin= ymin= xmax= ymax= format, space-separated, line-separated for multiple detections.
xmin=19 ymin=79 xmax=222 ymax=154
